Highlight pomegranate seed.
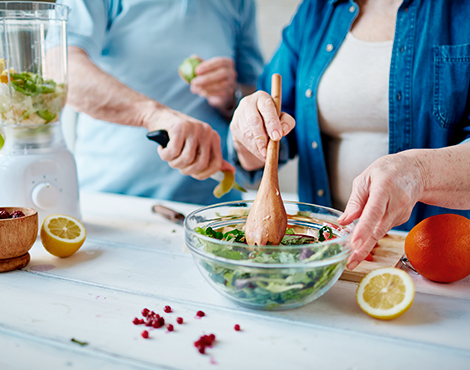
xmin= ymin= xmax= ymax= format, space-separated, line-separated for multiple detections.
xmin=176 ymin=317 xmax=183 ymax=324
xmin=196 ymin=310 xmax=205 ymax=317
xmin=133 ymin=318 xmax=140 ymax=325
xmin=194 ymin=334 xmax=216 ymax=354
xmin=167 ymin=324 xmax=174 ymax=332
xmin=159 ymin=317 xmax=165 ymax=326
xmin=141 ymin=330 xmax=149 ymax=339
xmin=234 ymin=324 xmax=241 ymax=331
xmin=152 ymin=320 xmax=161 ymax=329
xmin=138 ymin=319 xmax=145 ymax=324
xmin=145 ymin=321 xmax=152 ymax=327
xmin=163 ymin=305 xmax=172 ymax=313
xmin=142 ymin=308 xmax=149 ymax=317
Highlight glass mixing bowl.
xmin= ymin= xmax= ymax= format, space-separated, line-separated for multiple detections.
xmin=184 ymin=201 xmax=354 ymax=310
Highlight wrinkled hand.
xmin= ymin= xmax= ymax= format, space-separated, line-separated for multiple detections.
xmin=230 ymin=91 xmax=295 ymax=171
xmin=337 ymin=152 xmax=425 ymax=270
xmin=190 ymin=56 xmax=237 ymax=110
xmin=146 ymin=107 xmax=234 ymax=180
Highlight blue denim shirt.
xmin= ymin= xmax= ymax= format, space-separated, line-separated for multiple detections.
xmin=233 ymin=0 xmax=470 ymax=230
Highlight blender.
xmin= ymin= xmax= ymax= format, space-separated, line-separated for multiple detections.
xmin=0 ymin=2 xmax=80 ymax=227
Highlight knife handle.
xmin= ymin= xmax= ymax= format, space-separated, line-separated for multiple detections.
xmin=147 ymin=130 xmax=170 ymax=148
xmin=152 ymin=204 xmax=185 ymax=223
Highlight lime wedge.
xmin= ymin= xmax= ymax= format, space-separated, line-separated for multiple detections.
xmin=178 ymin=56 xmax=202 ymax=83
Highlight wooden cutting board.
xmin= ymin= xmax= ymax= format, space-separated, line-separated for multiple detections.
xmin=340 ymin=233 xmax=406 ymax=283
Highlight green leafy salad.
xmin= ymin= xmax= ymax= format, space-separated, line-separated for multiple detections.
xmin=194 ymin=224 xmax=347 ymax=309
xmin=0 ymin=59 xmax=65 ymax=126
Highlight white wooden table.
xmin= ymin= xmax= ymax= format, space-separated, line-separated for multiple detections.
xmin=1 ymin=191 xmax=470 ymax=370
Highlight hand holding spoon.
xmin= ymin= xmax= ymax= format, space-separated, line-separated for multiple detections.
xmin=245 ymin=74 xmax=288 ymax=246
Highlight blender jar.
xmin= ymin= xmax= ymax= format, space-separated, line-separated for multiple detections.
xmin=0 ymin=2 xmax=81 ymax=227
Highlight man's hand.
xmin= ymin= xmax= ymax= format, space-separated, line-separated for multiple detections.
xmin=145 ymin=107 xmax=234 ymax=180
xmin=190 ymin=57 xmax=238 ymax=111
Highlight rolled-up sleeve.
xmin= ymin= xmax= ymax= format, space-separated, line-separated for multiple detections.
xmin=58 ymin=0 xmax=109 ymax=61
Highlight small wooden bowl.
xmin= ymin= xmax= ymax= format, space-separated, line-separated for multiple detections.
xmin=0 ymin=207 xmax=38 ymax=272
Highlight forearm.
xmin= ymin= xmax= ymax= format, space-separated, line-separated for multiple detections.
xmin=67 ymin=46 xmax=164 ymax=130
xmin=412 ymin=143 xmax=470 ymax=209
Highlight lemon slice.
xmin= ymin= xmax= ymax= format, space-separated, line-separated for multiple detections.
xmin=40 ymin=214 xmax=87 ymax=258
xmin=356 ymin=267 xmax=415 ymax=320
xmin=213 ymin=170 xmax=235 ymax=198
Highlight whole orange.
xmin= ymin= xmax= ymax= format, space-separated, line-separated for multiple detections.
xmin=405 ymin=214 xmax=470 ymax=283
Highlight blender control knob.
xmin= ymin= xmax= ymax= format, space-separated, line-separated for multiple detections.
xmin=31 ymin=182 xmax=60 ymax=209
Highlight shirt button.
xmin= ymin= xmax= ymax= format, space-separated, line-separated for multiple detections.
xmin=311 ymin=141 xmax=318 ymax=149
xmin=396 ymin=92 xmax=402 ymax=101
xmin=305 ymin=88 xmax=312 ymax=98
xmin=317 ymin=189 xmax=325 ymax=197
xmin=400 ymin=46 xmax=405 ymax=53
xmin=326 ymin=44 xmax=333 ymax=52
xmin=349 ymin=5 xmax=355 ymax=12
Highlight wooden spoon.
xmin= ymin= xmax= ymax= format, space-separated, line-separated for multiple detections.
xmin=245 ymin=73 xmax=288 ymax=246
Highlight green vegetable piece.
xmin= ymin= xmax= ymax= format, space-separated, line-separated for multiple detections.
xmin=318 ymin=226 xmax=334 ymax=242
xmin=70 ymin=338 xmax=88 ymax=346
xmin=178 ymin=56 xmax=202 ymax=83
xmin=0 ymin=132 xmax=4 ymax=150
xmin=37 ymin=110 xmax=57 ymax=123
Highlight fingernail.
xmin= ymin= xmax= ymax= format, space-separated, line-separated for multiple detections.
xmin=282 ymin=123 xmax=289 ymax=135
xmin=347 ymin=260 xmax=359 ymax=270
xmin=338 ymin=213 xmax=346 ymax=221
xmin=271 ymin=130 xmax=281 ymax=141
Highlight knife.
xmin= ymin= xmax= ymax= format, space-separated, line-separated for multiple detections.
xmin=146 ymin=129 xmax=246 ymax=193
xmin=152 ymin=204 xmax=185 ymax=226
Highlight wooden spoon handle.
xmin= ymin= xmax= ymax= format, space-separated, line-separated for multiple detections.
xmin=271 ymin=73 xmax=282 ymax=116
xmin=265 ymin=74 xmax=282 ymax=173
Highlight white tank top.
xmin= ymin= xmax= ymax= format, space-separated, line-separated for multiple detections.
xmin=317 ymin=32 xmax=393 ymax=211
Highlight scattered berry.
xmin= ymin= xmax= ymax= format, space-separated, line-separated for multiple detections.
xmin=234 ymin=324 xmax=241 ymax=331
xmin=164 ymin=305 xmax=172 ymax=313
xmin=159 ymin=317 xmax=165 ymax=326
xmin=167 ymin=324 xmax=174 ymax=332
xmin=176 ymin=317 xmax=183 ymax=325
xmin=133 ymin=317 xmax=141 ymax=325
xmin=141 ymin=330 xmax=149 ymax=339
xmin=142 ymin=308 xmax=149 ymax=317
xmin=194 ymin=334 xmax=216 ymax=354
xmin=10 ymin=210 xmax=25 ymax=218
xmin=196 ymin=310 xmax=205 ymax=317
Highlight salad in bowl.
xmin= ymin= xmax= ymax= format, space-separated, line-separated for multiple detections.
xmin=184 ymin=201 xmax=354 ymax=310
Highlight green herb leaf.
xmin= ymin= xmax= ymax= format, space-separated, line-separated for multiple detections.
xmin=71 ymin=338 xmax=88 ymax=346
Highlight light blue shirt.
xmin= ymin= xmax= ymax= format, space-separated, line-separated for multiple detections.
xmin=59 ymin=0 xmax=263 ymax=204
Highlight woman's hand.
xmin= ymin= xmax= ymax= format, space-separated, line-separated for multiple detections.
xmin=230 ymin=91 xmax=296 ymax=171
xmin=190 ymin=57 xmax=238 ymax=111
xmin=337 ymin=152 xmax=425 ymax=270
xmin=145 ymin=107 xmax=234 ymax=180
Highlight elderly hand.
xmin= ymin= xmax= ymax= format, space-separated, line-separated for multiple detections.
xmin=145 ymin=107 xmax=234 ymax=180
xmin=337 ymin=152 xmax=425 ymax=270
xmin=230 ymin=91 xmax=296 ymax=170
xmin=189 ymin=56 xmax=238 ymax=111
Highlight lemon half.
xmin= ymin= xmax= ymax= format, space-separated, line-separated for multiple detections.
xmin=356 ymin=267 xmax=415 ymax=320
xmin=40 ymin=214 xmax=87 ymax=258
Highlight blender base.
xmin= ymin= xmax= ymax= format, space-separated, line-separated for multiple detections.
xmin=0 ymin=252 xmax=30 ymax=273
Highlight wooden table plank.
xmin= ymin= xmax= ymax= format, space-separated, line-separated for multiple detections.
xmin=1 ymin=191 xmax=470 ymax=370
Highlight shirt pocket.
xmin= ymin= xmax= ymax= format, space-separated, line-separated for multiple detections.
xmin=433 ymin=44 xmax=470 ymax=128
